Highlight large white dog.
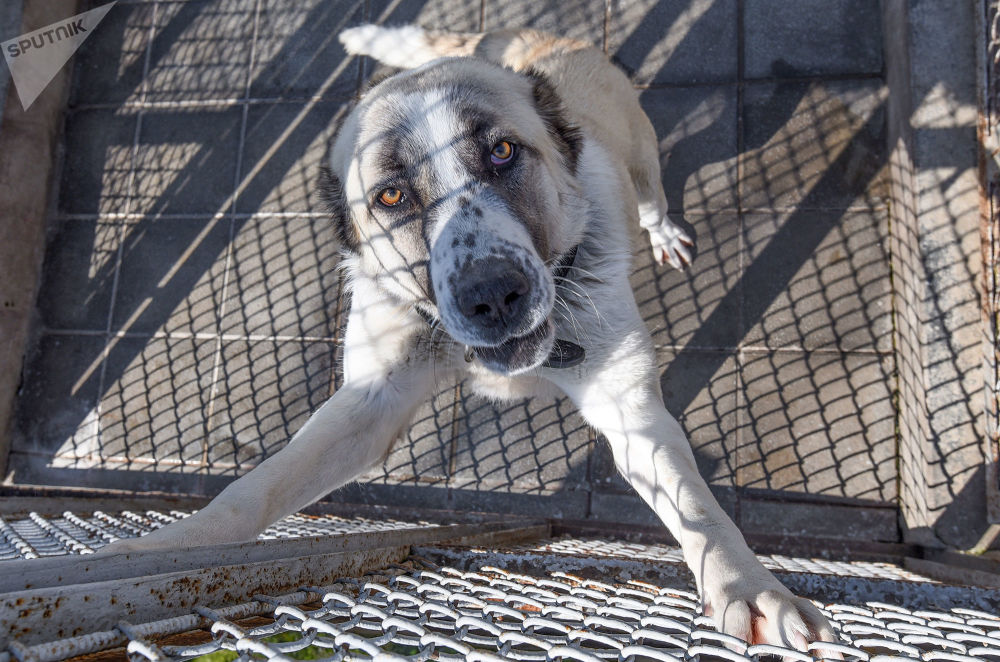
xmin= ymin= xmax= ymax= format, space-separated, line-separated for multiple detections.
xmin=104 ymin=25 xmax=838 ymax=650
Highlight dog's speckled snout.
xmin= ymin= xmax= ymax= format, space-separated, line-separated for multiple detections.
xmin=456 ymin=256 xmax=532 ymax=339
xmin=430 ymin=196 xmax=554 ymax=354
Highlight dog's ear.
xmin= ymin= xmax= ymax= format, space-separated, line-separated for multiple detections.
xmin=319 ymin=105 xmax=362 ymax=252
xmin=525 ymin=68 xmax=582 ymax=173
xmin=318 ymin=160 xmax=360 ymax=253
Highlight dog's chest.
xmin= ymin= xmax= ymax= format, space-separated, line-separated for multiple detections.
xmin=461 ymin=361 xmax=562 ymax=401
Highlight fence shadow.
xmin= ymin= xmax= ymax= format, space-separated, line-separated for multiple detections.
xmin=5 ymin=0 xmax=959 ymax=540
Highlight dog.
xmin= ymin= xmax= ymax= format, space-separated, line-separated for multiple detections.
xmin=102 ymin=25 xmax=839 ymax=650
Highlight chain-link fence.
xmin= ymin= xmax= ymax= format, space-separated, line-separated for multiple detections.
xmin=1 ymin=1 xmax=999 ymax=659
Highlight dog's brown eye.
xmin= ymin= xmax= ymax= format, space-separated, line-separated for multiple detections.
xmin=378 ymin=188 xmax=403 ymax=206
xmin=490 ymin=140 xmax=514 ymax=165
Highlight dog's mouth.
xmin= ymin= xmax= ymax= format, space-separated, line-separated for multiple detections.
xmin=470 ymin=319 xmax=556 ymax=375
xmin=469 ymin=319 xmax=588 ymax=374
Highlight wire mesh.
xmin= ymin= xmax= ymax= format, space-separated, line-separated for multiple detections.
xmin=489 ymin=538 xmax=935 ymax=583
xmin=15 ymin=553 xmax=995 ymax=662
xmin=3 ymin=512 xmax=998 ymax=662
xmin=7 ymin=0 xmax=901 ymax=540
xmin=0 ymin=510 xmax=428 ymax=561
xmin=1 ymin=3 xmax=994 ymax=658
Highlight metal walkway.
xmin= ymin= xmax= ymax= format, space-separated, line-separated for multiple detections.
xmin=2 ymin=509 xmax=999 ymax=662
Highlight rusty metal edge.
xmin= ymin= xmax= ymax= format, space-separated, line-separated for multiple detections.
xmin=428 ymin=524 xmax=549 ymax=549
xmin=0 ymin=523 xmax=550 ymax=655
xmin=0 ymin=521 xmax=548 ymax=593
xmin=2 ymin=544 xmax=410 ymax=652
xmin=904 ymin=556 xmax=1000 ymax=590
xmin=5 ymin=583 xmax=316 ymax=662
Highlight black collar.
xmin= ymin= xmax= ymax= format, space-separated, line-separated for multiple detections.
xmin=414 ymin=245 xmax=587 ymax=369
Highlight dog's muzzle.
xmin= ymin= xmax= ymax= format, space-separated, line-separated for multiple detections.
xmin=456 ymin=249 xmax=586 ymax=373
xmin=455 ymin=256 xmax=533 ymax=341
xmin=424 ymin=246 xmax=587 ymax=374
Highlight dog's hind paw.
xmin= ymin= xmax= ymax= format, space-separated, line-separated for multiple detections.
xmin=646 ymin=216 xmax=694 ymax=270
xmin=705 ymin=582 xmax=842 ymax=657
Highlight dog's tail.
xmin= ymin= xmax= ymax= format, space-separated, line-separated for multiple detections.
xmin=339 ymin=24 xmax=483 ymax=70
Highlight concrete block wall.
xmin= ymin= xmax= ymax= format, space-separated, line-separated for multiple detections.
xmin=0 ymin=0 xmax=996 ymax=552
xmin=0 ymin=1 xmax=24 ymax=126
xmin=0 ymin=0 xmax=77 ymax=482
xmin=884 ymin=0 xmax=992 ymax=550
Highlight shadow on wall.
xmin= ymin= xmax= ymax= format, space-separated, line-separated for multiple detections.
xmin=3 ymin=0 xmax=982 ymax=544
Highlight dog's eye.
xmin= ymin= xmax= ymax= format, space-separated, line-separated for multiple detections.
xmin=377 ymin=188 xmax=404 ymax=206
xmin=490 ymin=140 xmax=515 ymax=165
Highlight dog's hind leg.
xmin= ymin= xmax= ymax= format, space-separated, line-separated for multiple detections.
xmin=630 ymin=118 xmax=694 ymax=270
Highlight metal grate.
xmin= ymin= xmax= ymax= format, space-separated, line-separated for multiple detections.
xmin=3 ymin=511 xmax=1000 ymax=662
xmin=10 ymin=554 xmax=1000 ymax=662
xmin=0 ymin=510 xmax=429 ymax=560
xmin=495 ymin=538 xmax=935 ymax=583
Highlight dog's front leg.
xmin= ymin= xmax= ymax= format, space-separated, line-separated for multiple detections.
xmin=98 ymin=363 xmax=435 ymax=553
xmin=561 ymin=349 xmax=838 ymax=649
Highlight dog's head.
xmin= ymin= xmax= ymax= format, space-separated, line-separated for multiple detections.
xmin=322 ymin=58 xmax=584 ymax=375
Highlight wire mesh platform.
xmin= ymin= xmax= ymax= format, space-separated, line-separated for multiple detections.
xmin=0 ymin=509 xmax=428 ymax=560
xmin=484 ymin=538 xmax=935 ymax=583
xmin=120 ymin=563 xmax=998 ymax=662
xmin=2 ymin=511 xmax=1000 ymax=662
xmin=4 ymin=549 xmax=1000 ymax=662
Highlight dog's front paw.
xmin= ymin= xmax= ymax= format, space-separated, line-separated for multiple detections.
xmin=94 ymin=536 xmax=159 ymax=555
xmin=704 ymin=577 xmax=840 ymax=654
xmin=93 ymin=513 xmax=208 ymax=555
xmin=646 ymin=216 xmax=694 ymax=270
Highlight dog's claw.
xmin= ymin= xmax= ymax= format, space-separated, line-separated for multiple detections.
xmin=707 ymin=585 xmax=841 ymax=656
xmin=647 ymin=216 xmax=694 ymax=271
xmin=657 ymin=242 xmax=692 ymax=270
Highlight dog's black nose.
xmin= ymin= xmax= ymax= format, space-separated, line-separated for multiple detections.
xmin=456 ymin=257 xmax=531 ymax=331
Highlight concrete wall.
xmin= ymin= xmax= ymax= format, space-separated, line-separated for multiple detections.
xmin=1 ymin=0 xmax=997 ymax=554
xmin=0 ymin=2 xmax=25 ymax=127
xmin=0 ymin=0 xmax=78 ymax=479
xmin=884 ymin=0 xmax=992 ymax=550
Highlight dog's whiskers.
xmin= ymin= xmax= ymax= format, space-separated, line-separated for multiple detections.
xmin=553 ymin=291 xmax=596 ymax=347
xmin=554 ymin=276 xmax=606 ymax=329
xmin=554 ymin=274 xmax=604 ymax=318
xmin=555 ymin=264 xmax=605 ymax=284
xmin=421 ymin=316 xmax=456 ymax=393
xmin=552 ymin=294 xmax=585 ymax=344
